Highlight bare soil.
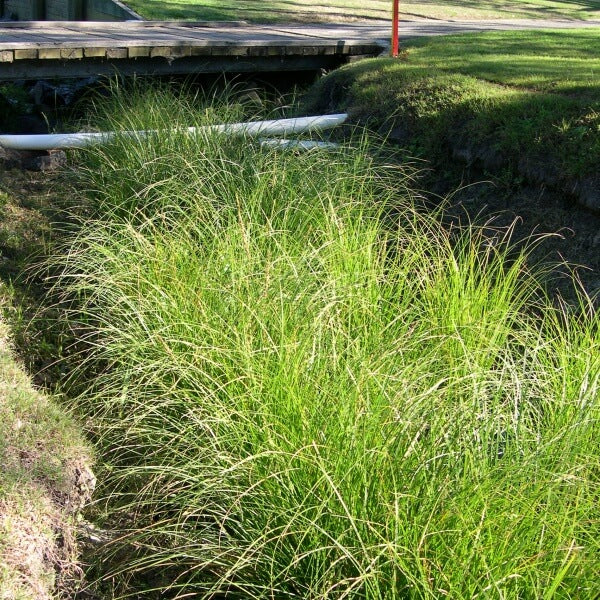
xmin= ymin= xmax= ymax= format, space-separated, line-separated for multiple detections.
xmin=0 ymin=312 xmax=94 ymax=600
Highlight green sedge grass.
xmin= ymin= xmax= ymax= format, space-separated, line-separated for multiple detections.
xmin=47 ymin=86 xmax=599 ymax=598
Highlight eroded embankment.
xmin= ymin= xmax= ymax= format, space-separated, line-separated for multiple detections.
xmin=0 ymin=314 xmax=94 ymax=599
xmin=304 ymin=57 xmax=600 ymax=213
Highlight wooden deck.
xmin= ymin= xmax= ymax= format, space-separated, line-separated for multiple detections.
xmin=0 ymin=20 xmax=386 ymax=79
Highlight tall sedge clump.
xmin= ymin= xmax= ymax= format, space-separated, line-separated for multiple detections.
xmin=47 ymin=87 xmax=599 ymax=598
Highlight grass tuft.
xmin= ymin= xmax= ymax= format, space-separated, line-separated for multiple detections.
xmin=47 ymin=86 xmax=600 ymax=598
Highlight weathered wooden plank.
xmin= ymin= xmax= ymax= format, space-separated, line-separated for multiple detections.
xmin=106 ymin=47 xmax=128 ymax=59
xmin=212 ymin=45 xmax=250 ymax=57
xmin=128 ymin=46 xmax=151 ymax=58
xmin=190 ymin=46 xmax=213 ymax=57
xmin=0 ymin=24 xmax=372 ymax=50
xmin=61 ymin=48 xmax=84 ymax=59
xmin=300 ymin=46 xmax=321 ymax=56
xmin=150 ymin=46 xmax=173 ymax=58
xmin=0 ymin=21 xmax=384 ymax=80
xmin=14 ymin=48 xmax=38 ymax=60
xmin=247 ymin=45 xmax=288 ymax=57
xmin=0 ymin=34 xmax=40 ymax=46
xmin=167 ymin=46 xmax=192 ymax=58
xmin=38 ymin=48 xmax=61 ymax=59
xmin=19 ymin=28 xmax=78 ymax=43
xmin=285 ymin=45 xmax=323 ymax=56
xmin=153 ymin=26 xmax=253 ymax=44
xmin=147 ymin=46 xmax=190 ymax=59
xmin=84 ymin=47 xmax=107 ymax=58
xmin=268 ymin=45 xmax=287 ymax=57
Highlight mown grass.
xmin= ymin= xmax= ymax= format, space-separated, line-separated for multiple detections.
xmin=303 ymin=28 xmax=600 ymax=194
xmin=123 ymin=0 xmax=600 ymax=23
xmin=398 ymin=29 xmax=600 ymax=96
xmin=43 ymin=86 xmax=600 ymax=598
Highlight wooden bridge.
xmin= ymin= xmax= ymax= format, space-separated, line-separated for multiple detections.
xmin=0 ymin=20 xmax=386 ymax=80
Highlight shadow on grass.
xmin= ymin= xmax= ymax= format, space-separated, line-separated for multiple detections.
xmin=0 ymin=168 xmax=84 ymax=384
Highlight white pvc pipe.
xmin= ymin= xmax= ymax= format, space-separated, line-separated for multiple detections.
xmin=0 ymin=113 xmax=347 ymax=151
xmin=259 ymin=139 xmax=339 ymax=151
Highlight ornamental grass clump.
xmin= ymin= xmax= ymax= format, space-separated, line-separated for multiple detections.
xmin=49 ymin=87 xmax=599 ymax=598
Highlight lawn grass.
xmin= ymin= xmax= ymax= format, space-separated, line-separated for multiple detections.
xmin=44 ymin=85 xmax=600 ymax=598
xmin=122 ymin=0 xmax=600 ymax=23
xmin=303 ymin=28 xmax=600 ymax=205
xmin=399 ymin=29 xmax=600 ymax=96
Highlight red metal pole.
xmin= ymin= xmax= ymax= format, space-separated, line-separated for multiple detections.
xmin=391 ymin=0 xmax=399 ymax=57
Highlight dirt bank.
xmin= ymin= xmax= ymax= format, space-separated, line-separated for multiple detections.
xmin=0 ymin=160 xmax=94 ymax=599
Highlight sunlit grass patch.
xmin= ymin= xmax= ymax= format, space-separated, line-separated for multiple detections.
xmin=41 ymin=85 xmax=600 ymax=598
xmin=303 ymin=28 xmax=600 ymax=192
xmin=402 ymin=29 xmax=600 ymax=96
xmin=122 ymin=0 xmax=600 ymax=23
